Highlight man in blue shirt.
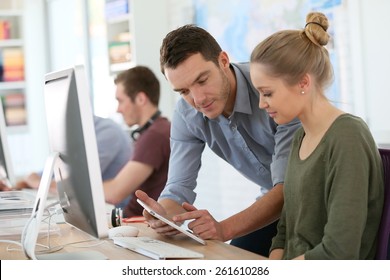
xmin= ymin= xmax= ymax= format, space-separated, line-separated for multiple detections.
xmin=93 ymin=115 xmax=133 ymax=209
xmin=13 ymin=116 xmax=133 ymax=209
xmin=136 ymin=25 xmax=300 ymax=256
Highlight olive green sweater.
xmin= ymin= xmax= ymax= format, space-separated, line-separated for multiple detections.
xmin=271 ymin=114 xmax=384 ymax=259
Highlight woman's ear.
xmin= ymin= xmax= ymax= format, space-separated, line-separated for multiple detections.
xmin=299 ymin=73 xmax=311 ymax=91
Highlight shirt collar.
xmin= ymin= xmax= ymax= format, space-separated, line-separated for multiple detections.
xmin=231 ymin=63 xmax=252 ymax=116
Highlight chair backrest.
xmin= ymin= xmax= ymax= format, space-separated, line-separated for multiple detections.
xmin=375 ymin=148 xmax=390 ymax=260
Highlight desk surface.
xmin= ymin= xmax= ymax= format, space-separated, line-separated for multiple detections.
xmin=0 ymin=222 xmax=265 ymax=260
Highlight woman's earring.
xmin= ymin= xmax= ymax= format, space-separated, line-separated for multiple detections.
xmin=300 ymin=90 xmax=305 ymax=95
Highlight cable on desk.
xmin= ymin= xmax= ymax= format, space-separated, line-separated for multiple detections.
xmin=3 ymin=240 xmax=60 ymax=253
xmin=20 ymin=200 xmax=61 ymax=259
xmin=38 ymin=239 xmax=107 ymax=254
xmin=0 ymin=239 xmax=23 ymax=248
xmin=14 ymin=199 xmax=106 ymax=259
xmin=1 ymin=202 xmax=60 ymax=254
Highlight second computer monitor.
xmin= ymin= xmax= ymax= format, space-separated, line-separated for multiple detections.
xmin=43 ymin=65 xmax=108 ymax=239
xmin=0 ymin=98 xmax=14 ymax=187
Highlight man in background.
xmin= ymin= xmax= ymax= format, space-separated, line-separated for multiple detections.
xmin=103 ymin=66 xmax=171 ymax=218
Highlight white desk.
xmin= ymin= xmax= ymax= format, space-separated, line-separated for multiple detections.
xmin=0 ymin=222 xmax=265 ymax=260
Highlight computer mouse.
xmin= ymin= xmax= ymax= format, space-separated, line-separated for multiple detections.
xmin=108 ymin=225 xmax=139 ymax=239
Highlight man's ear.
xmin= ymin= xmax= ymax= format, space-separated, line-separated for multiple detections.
xmin=135 ymin=91 xmax=148 ymax=105
xmin=219 ymin=51 xmax=230 ymax=69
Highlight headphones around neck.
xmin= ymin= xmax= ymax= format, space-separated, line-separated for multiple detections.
xmin=131 ymin=110 xmax=161 ymax=141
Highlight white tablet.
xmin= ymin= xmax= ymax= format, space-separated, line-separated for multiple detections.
xmin=137 ymin=199 xmax=206 ymax=245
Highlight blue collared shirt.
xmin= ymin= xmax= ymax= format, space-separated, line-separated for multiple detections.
xmin=160 ymin=63 xmax=301 ymax=204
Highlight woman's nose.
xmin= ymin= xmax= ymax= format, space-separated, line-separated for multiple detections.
xmin=259 ymin=97 xmax=268 ymax=109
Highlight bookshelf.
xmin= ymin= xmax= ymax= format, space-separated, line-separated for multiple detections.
xmin=105 ymin=0 xmax=134 ymax=75
xmin=0 ymin=0 xmax=27 ymax=129
xmin=101 ymin=0 xmax=175 ymax=121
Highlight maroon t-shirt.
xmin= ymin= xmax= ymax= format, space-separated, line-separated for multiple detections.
xmin=123 ymin=117 xmax=171 ymax=217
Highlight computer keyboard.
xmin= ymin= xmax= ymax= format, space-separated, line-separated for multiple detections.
xmin=112 ymin=236 xmax=204 ymax=260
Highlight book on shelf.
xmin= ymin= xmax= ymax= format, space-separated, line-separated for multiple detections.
xmin=105 ymin=0 xmax=129 ymax=20
xmin=108 ymin=41 xmax=131 ymax=64
xmin=1 ymin=47 xmax=24 ymax=82
xmin=0 ymin=20 xmax=11 ymax=40
xmin=1 ymin=93 xmax=26 ymax=126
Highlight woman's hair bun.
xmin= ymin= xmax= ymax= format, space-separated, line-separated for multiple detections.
xmin=304 ymin=12 xmax=330 ymax=46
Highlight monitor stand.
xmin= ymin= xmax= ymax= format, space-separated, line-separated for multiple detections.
xmin=21 ymin=152 xmax=107 ymax=260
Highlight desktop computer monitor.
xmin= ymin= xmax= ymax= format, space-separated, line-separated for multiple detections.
xmin=0 ymin=98 xmax=14 ymax=187
xmin=22 ymin=65 xmax=109 ymax=260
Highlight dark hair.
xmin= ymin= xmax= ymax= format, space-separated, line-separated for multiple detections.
xmin=250 ymin=12 xmax=333 ymax=91
xmin=114 ymin=66 xmax=160 ymax=106
xmin=160 ymin=24 xmax=222 ymax=74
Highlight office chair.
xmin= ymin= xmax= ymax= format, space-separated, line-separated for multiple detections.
xmin=375 ymin=148 xmax=390 ymax=260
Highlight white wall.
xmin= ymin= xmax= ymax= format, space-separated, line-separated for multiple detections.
xmin=348 ymin=0 xmax=390 ymax=144
xmin=131 ymin=0 xmax=175 ymax=120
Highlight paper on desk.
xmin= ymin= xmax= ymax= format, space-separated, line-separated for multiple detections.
xmin=0 ymin=191 xmax=35 ymax=211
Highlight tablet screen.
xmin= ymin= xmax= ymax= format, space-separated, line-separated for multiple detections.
xmin=137 ymin=199 xmax=206 ymax=245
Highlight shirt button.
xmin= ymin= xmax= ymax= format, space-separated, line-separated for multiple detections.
xmin=259 ymin=166 xmax=265 ymax=172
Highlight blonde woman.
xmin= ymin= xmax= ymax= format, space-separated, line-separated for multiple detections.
xmin=250 ymin=12 xmax=384 ymax=259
